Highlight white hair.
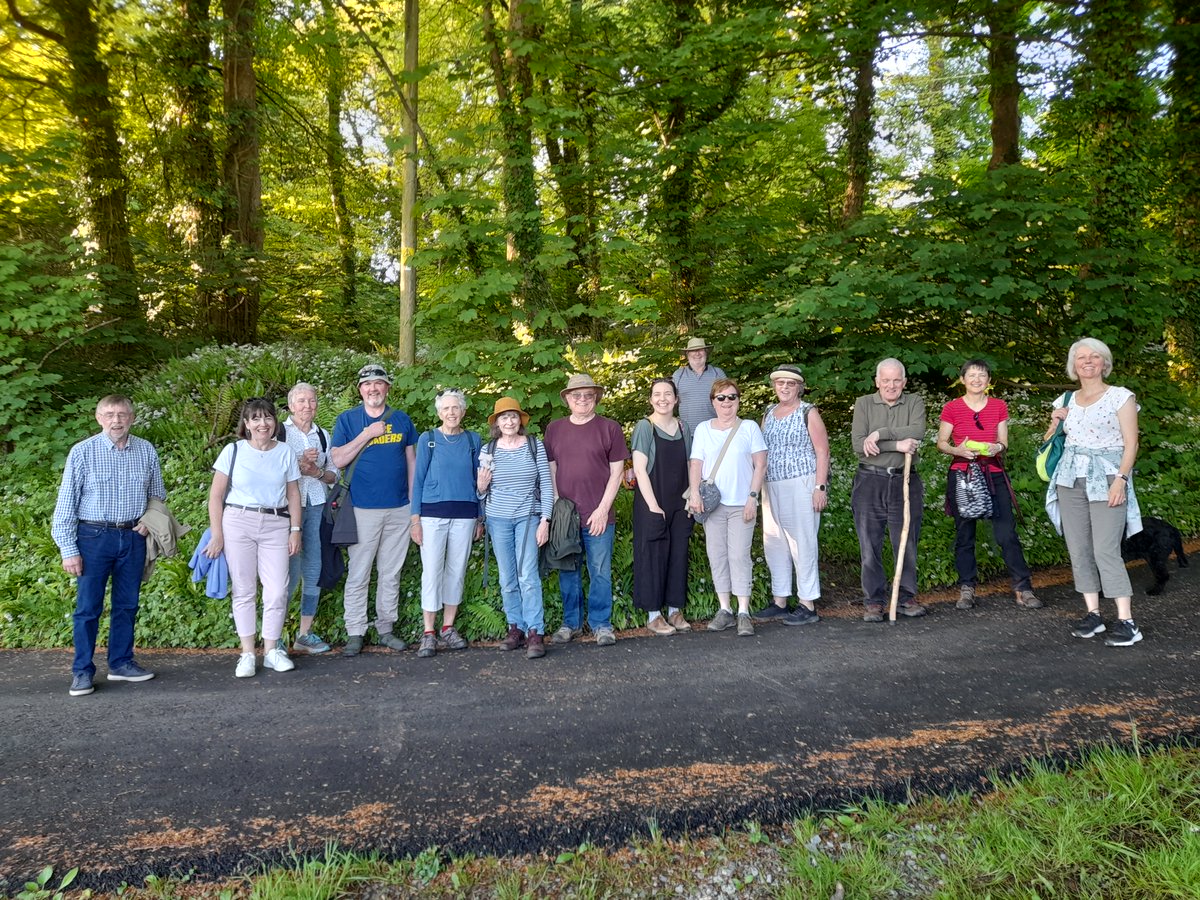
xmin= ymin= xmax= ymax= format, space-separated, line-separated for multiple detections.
xmin=876 ymin=357 xmax=906 ymax=379
xmin=1065 ymin=338 xmax=1114 ymax=380
xmin=435 ymin=389 xmax=468 ymax=413
xmin=287 ymin=382 xmax=318 ymax=405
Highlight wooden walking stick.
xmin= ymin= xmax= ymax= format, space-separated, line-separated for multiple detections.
xmin=888 ymin=452 xmax=914 ymax=624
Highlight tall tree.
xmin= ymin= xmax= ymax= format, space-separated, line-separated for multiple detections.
xmin=162 ymin=0 xmax=225 ymax=329
xmin=984 ymin=0 xmax=1022 ymax=169
xmin=220 ymin=0 xmax=263 ymax=342
xmin=319 ymin=0 xmax=357 ymax=318
xmin=481 ymin=0 xmax=551 ymax=317
xmin=839 ymin=4 xmax=883 ymax=225
xmin=1167 ymin=0 xmax=1198 ymax=378
xmin=6 ymin=0 xmax=141 ymax=327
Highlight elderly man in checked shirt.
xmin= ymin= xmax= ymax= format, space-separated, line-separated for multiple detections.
xmin=52 ymin=394 xmax=167 ymax=697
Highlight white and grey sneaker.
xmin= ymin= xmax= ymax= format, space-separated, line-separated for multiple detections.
xmin=1104 ymin=619 xmax=1143 ymax=647
xmin=235 ymin=652 xmax=257 ymax=678
xmin=263 ymin=647 xmax=295 ymax=672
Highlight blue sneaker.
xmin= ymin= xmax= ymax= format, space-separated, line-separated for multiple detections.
xmin=107 ymin=662 xmax=155 ymax=682
xmin=70 ymin=673 xmax=95 ymax=696
xmin=293 ymin=632 xmax=332 ymax=654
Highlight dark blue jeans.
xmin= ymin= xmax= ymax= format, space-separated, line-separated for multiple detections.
xmin=558 ymin=524 xmax=614 ymax=631
xmin=73 ymin=524 xmax=146 ymax=677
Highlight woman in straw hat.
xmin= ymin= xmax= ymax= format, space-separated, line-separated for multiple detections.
xmin=477 ymin=398 xmax=554 ymax=658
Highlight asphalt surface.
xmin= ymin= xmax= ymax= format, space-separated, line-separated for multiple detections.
xmin=3 ymin=551 xmax=1199 ymax=892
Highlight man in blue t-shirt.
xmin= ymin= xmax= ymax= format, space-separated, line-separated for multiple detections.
xmin=331 ymin=364 xmax=418 ymax=656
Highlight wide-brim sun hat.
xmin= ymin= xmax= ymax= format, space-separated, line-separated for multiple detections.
xmin=357 ymin=363 xmax=393 ymax=385
xmin=488 ymin=397 xmax=530 ymax=427
xmin=682 ymin=337 xmax=711 ymax=354
xmin=769 ymin=365 xmax=805 ymax=384
xmin=560 ymin=373 xmax=606 ymax=401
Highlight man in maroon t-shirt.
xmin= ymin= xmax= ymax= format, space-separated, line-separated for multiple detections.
xmin=543 ymin=374 xmax=629 ymax=646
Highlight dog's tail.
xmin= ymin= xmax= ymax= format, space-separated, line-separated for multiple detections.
xmin=1175 ymin=531 xmax=1189 ymax=567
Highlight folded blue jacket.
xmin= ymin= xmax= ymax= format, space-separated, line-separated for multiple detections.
xmin=188 ymin=527 xmax=230 ymax=599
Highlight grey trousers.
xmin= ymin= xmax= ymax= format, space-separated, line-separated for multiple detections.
xmin=1057 ymin=477 xmax=1132 ymax=598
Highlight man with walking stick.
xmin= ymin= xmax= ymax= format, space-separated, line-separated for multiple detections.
xmin=851 ymin=358 xmax=927 ymax=623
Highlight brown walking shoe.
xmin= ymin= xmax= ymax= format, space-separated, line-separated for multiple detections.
xmin=1015 ymin=590 xmax=1043 ymax=609
xmin=499 ymin=624 xmax=525 ymax=651
xmin=525 ymin=630 xmax=546 ymax=659
xmin=646 ymin=616 xmax=676 ymax=636
xmin=667 ymin=611 xmax=692 ymax=633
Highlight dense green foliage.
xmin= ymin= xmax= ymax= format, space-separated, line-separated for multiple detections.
xmin=2 ymin=342 xmax=1197 ymax=650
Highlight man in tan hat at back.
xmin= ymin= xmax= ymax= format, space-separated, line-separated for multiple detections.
xmin=543 ymin=374 xmax=629 ymax=646
xmin=673 ymin=337 xmax=727 ymax=434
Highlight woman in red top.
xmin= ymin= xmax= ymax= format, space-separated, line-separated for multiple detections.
xmin=935 ymin=359 xmax=1040 ymax=611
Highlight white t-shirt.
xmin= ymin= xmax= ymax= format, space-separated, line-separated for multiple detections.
xmin=214 ymin=440 xmax=300 ymax=508
xmin=1062 ymin=386 xmax=1136 ymax=479
xmin=690 ymin=419 xmax=766 ymax=506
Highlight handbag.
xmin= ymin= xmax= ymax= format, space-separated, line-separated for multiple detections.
xmin=1036 ymin=391 xmax=1073 ymax=482
xmin=323 ymin=453 xmax=364 ymax=547
xmin=954 ymin=461 xmax=993 ymax=519
xmin=685 ymin=421 xmax=742 ymax=524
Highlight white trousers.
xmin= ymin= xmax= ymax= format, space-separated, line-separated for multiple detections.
xmin=418 ymin=516 xmax=474 ymax=612
xmin=763 ymin=475 xmax=821 ymax=601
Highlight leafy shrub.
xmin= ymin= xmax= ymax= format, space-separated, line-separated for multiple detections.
xmin=2 ymin=342 xmax=1197 ymax=649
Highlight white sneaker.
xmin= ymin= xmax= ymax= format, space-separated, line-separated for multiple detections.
xmin=263 ymin=647 xmax=295 ymax=672
xmin=235 ymin=652 xmax=256 ymax=678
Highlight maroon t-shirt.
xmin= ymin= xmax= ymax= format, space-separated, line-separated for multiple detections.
xmin=543 ymin=415 xmax=629 ymax=524
xmin=939 ymin=396 xmax=1008 ymax=471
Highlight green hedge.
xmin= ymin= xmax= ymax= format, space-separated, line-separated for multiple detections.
xmin=2 ymin=343 xmax=1198 ymax=649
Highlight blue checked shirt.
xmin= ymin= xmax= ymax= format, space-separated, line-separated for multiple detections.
xmin=283 ymin=417 xmax=338 ymax=507
xmin=51 ymin=433 xmax=166 ymax=558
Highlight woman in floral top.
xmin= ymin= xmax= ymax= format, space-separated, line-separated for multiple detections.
xmin=1044 ymin=338 xmax=1142 ymax=647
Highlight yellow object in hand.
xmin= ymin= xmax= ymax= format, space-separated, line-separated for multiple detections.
xmin=963 ymin=439 xmax=991 ymax=454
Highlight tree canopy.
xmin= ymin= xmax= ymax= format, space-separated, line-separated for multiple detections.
xmin=1 ymin=0 xmax=1196 ymax=429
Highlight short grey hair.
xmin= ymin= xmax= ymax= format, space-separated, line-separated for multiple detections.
xmin=876 ymin=357 xmax=906 ymax=379
xmin=435 ymin=388 xmax=468 ymax=413
xmin=1065 ymin=338 xmax=1114 ymax=380
xmin=287 ymin=382 xmax=318 ymax=405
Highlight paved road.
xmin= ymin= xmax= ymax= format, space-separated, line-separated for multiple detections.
xmin=2 ymin=555 xmax=1198 ymax=892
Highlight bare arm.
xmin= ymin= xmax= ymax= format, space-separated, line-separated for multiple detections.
xmin=330 ymin=419 xmax=386 ymax=469
xmin=1109 ymin=396 xmax=1139 ymax=507
xmin=205 ymin=472 xmax=229 ymax=558
xmin=744 ymin=449 xmax=767 ymax=523
xmin=286 ymin=480 xmax=302 ymax=556
xmin=809 ymin=409 xmax=831 ymax=512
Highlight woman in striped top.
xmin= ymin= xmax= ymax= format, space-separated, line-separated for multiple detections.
xmin=476 ymin=398 xmax=554 ymax=658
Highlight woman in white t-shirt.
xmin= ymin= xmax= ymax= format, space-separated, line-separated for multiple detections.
xmin=687 ymin=378 xmax=767 ymax=637
xmin=205 ymin=398 xmax=302 ymax=677
xmin=1044 ymin=338 xmax=1142 ymax=647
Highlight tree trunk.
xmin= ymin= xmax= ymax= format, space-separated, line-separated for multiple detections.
xmin=481 ymin=0 xmax=551 ymax=320
xmin=320 ymin=0 xmax=357 ymax=322
xmin=166 ymin=0 xmax=224 ymax=330
xmin=398 ymin=0 xmax=417 ymax=363
xmin=1167 ymin=0 xmax=1199 ymax=379
xmin=841 ymin=23 xmax=881 ymax=227
xmin=219 ymin=0 xmax=263 ymax=343
xmin=12 ymin=0 xmax=142 ymax=326
xmin=985 ymin=0 xmax=1022 ymax=170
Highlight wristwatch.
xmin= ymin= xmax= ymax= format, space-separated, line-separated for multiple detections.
xmin=748 ymin=490 xmax=760 ymax=500
xmin=816 ymin=484 xmax=828 ymax=492
xmin=289 ymin=526 xmax=302 ymax=533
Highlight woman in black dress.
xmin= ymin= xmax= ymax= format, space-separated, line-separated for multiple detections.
xmin=631 ymin=378 xmax=694 ymax=635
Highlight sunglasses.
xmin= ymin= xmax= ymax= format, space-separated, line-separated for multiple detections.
xmin=973 ymin=410 xmax=984 ymax=430
xmin=714 ymin=393 xmax=740 ymax=402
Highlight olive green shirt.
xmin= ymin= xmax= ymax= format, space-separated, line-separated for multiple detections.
xmin=851 ymin=392 xmax=926 ymax=470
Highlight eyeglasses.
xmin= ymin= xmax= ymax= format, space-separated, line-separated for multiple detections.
xmin=567 ymin=392 xmax=597 ymax=402
xmin=973 ymin=410 xmax=984 ymax=430
xmin=714 ymin=394 xmax=739 ymax=402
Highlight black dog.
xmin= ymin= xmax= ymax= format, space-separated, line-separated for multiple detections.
xmin=1121 ymin=516 xmax=1189 ymax=595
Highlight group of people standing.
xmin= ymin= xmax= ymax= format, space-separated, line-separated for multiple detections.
xmin=50 ymin=335 xmax=1146 ymax=695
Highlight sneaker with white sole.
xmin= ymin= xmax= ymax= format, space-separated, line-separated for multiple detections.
xmin=235 ymin=652 xmax=257 ymax=678
xmin=594 ymin=627 xmax=617 ymax=646
xmin=69 ymin=673 xmax=95 ymax=696
xmin=263 ymin=647 xmax=295 ymax=672
xmin=956 ymin=585 xmax=976 ymax=610
xmin=1072 ymin=611 xmax=1106 ymax=639
xmin=1104 ymin=619 xmax=1143 ymax=647
xmin=293 ymin=632 xmax=331 ymax=654
xmin=107 ymin=662 xmax=156 ymax=682
xmin=550 ymin=626 xmax=582 ymax=644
